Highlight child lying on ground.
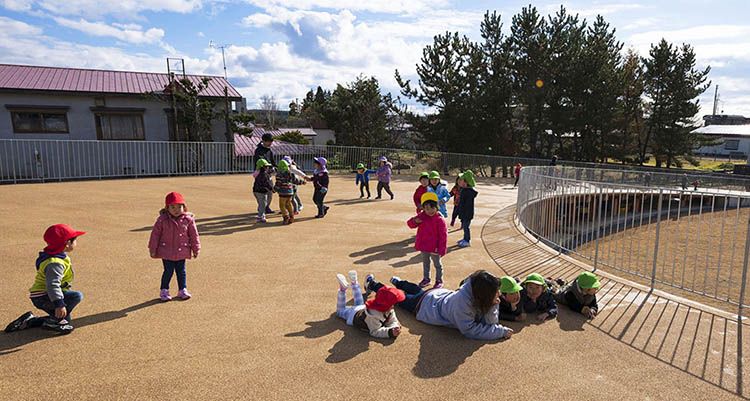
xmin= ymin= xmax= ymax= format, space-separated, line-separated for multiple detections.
xmin=552 ymin=272 xmax=600 ymax=319
xmin=335 ymin=270 xmax=404 ymax=339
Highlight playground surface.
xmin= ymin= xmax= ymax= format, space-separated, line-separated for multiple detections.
xmin=0 ymin=174 xmax=746 ymax=400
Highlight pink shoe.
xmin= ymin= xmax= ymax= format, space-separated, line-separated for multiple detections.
xmin=433 ymin=280 xmax=444 ymax=289
xmin=178 ymin=289 xmax=192 ymax=300
xmin=418 ymin=278 xmax=431 ymax=288
xmin=160 ymin=289 xmax=172 ymax=302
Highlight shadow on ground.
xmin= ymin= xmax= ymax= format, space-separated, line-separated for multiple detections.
xmin=131 ymin=213 xmax=321 ymax=236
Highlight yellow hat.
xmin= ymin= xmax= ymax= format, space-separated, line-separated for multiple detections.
xmin=420 ymin=192 xmax=439 ymax=205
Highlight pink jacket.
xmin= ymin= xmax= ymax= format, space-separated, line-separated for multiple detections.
xmin=148 ymin=211 xmax=201 ymax=261
xmin=407 ymin=211 xmax=448 ymax=256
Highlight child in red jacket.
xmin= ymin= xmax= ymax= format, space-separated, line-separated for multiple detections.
xmin=412 ymin=171 xmax=429 ymax=214
xmin=149 ymin=192 xmax=201 ymax=302
xmin=407 ymin=192 xmax=448 ymax=289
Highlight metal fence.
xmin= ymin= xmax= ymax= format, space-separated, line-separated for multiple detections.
xmin=516 ymin=165 xmax=750 ymax=317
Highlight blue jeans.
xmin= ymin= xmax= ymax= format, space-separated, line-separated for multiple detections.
xmin=31 ymin=290 xmax=83 ymax=321
xmin=161 ymin=259 xmax=187 ymax=290
xmin=462 ymin=218 xmax=472 ymax=242
xmin=371 ymin=279 xmax=425 ymax=314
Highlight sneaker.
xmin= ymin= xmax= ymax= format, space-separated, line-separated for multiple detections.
xmin=348 ymin=270 xmax=358 ymax=285
xmin=299 ymin=205 xmax=304 ymax=211
xmin=265 ymin=208 xmax=275 ymax=214
xmin=315 ymin=214 xmax=324 ymax=218
xmin=293 ymin=211 xmax=299 ymax=215
xmin=336 ymin=274 xmax=349 ymax=290
xmin=458 ymin=240 xmax=471 ymax=248
xmin=364 ymin=274 xmax=375 ymax=298
xmin=390 ymin=194 xmax=394 ymax=200
xmin=390 ymin=276 xmax=402 ymax=286
xmin=5 ymin=311 xmax=34 ymax=333
xmin=375 ymin=196 xmax=382 ymax=200
xmin=418 ymin=278 xmax=431 ymax=288
xmin=178 ymin=289 xmax=192 ymax=300
xmin=160 ymin=289 xmax=172 ymax=301
xmin=433 ymin=280 xmax=444 ymax=289
xmin=288 ymin=216 xmax=294 ymax=224
xmin=360 ymin=195 xmax=364 ymax=199
xmin=282 ymin=216 xmax=290 ymax=225
xmin=42 ymin=318 xmax=74 ymax=334
xmin=324 ymin=206 xmax=330 ymax=215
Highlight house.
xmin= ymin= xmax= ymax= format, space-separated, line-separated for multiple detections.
xmin=277 ymin=127 xmax=336 ymax=145
xmin=692 ymin=115 xmax=750 ymax=160
xmin=234 ymin=128 xmax=325 ymax=171
xmin=0 ymin=64 xmax=243 ymax=142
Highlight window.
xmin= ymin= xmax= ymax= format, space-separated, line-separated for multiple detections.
xmin=725 ymin=139 xmax=740 ymax=151
xmin=7 ymin=107 xmax=69 ymax=134
xmin=92 ymin=108 xmax=145 ymax=140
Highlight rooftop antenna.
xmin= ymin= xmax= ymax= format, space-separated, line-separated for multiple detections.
xmin=209 ymin=41 xmax=233 ymax=141
xmin=209 ymin=41 xmax=230 ymax=79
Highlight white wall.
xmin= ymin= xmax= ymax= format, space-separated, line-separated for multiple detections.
xmin=696 ymin=136 xmax=750 ymax=157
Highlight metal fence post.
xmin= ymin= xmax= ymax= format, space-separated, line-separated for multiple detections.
xmin=594 ymin=185 xmax=604 ymax=272
xmin=650 ymin=189 xmax=664 ymax=290
xmin=736 ymin=213 xmax=750 ymax=395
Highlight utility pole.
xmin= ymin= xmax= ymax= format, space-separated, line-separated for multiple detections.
xmin=712 ymin=85 xmax=719 ymax=117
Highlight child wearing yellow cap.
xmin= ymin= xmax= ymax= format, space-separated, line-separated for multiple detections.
xmin=554 ymin=272 xmax=600 ymax=319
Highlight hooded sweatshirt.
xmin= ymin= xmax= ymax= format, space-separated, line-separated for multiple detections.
xmin=376 ymin=162 xmax=392 ymax=183
xmin=415 ymin=278 xmax=510 ymax=340
xmin=407 ymin=211 xmax=448 ymax=256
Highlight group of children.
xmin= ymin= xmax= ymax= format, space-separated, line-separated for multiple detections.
xmin=334 ymin=269 xmax=601 ymax=341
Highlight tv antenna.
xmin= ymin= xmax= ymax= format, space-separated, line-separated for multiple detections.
xmin=209 ymin=41 xmax=230 ymax=79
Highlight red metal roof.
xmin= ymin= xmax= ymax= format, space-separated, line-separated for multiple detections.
xmin=233 ymin=129 xmax=317 ymax=157
xmin=0 ymin=64 xmax=242 ymax=98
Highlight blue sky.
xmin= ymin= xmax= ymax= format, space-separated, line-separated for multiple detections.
xmin=1 ymin=0 xmax=749 ymax=118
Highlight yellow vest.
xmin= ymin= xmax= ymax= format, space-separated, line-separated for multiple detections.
xmin=29 ymin=256 xmax=74 ymax=294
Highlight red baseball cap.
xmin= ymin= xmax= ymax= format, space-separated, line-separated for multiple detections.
xmin=43 ymin=224 xmax=86 ymax=254
xmin=366 ymin=286 xmax=406 ymax=312
xmin=165 ymin=192 xmax=186 ymax=206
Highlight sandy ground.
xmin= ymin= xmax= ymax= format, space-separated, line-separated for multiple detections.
xmin=0 ymin=174 xmax=746 ymax=400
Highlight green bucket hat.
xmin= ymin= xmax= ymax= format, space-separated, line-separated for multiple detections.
xmin=419 ymin=171 xmax=430 ymax=180
xmin=459 ymin=170 xmax=476 ymax=187
xmin=499 ymin=276 xmax=522 ymax=294
xmin=577 ymin=272 xmax=601 ymax=289
xmin=256 ymin=158 xmax=271 ymax=169
xmin=428 ymin=170 xmax=441 ymax=180
xmin=356 ymin=163 xmax=365 ymax=170
xmin=277 ymin=159 xmax=289 ymax=172
xmin=523 ymin=273 xmax=547 ymax=288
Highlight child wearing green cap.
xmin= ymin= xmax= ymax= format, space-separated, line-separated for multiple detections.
xmin=456 ymin=170 xmax=477 ymax=247
xmin=412 ymin=172 xmax=430 ymax=214
xmin=427 ymin=171 xmax=451 ymax=218
xmin=497 ymin=276 xmax=524 ymax=321
xmin=554 ymin=272 xmax=600 ymax=319
xmin=252 ymin=158 xmax=274 ymax=223
xmin=519 ymin=273 xmax=557 ymax=321
xmin=355 ymin=163 xmax=376 ymax=199
xmin=274 ymin=160 xmax=306 ymax=224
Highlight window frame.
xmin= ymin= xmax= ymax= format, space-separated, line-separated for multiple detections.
xmin=91 ymin=107 xmax=146 ymax=141
xmin=724 ymin=139 xmax=740 ymax=151
xmin=5 ymin=105 xmax=70 ymax=134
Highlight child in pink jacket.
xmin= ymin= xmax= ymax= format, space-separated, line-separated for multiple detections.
xmin=407 ymin=192 xmax=448 ymax=289
xmin=149 ymin=192 xmax=201 ymax=301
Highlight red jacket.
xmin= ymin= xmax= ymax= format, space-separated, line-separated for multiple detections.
xmin=407 ymin=211 xmax=448 ymax=256
xmin=148 ymin=211 xmax=201 ymax=261
xmin=413 ymin=185 xmax=428 ymax=214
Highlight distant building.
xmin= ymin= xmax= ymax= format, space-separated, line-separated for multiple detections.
xmin=278 ymin=127 xmax=335 ymax=145
xmin=0 ymin=64 xmax=243 ymax=142
xmin=693 ymin=114 xmax=750 ymax=159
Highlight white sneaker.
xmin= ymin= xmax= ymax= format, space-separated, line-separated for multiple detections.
xmin=336 ymin=274 xmax=349 ymax=290
xmin=348 ymin=270 xmax=358 ymax=285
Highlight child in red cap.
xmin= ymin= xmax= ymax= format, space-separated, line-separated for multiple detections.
xmin=4 ymin=224 xmax=86 ymax=335
xmin=148 ymin=192 xmax=201 ymax=301
xmin=335 ymin=270 xmax=404 ymax=339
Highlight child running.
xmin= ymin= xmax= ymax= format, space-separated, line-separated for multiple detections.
xmin=4 ymin=224 xmax=87 ymax=335
xmin=456 ymin=170 xmax=478 ymax=248
xmin=449 ymin=176 xmax=461 ymax=227
xmin=355 ymin=163 xmax=376 ymax=199
xmin=252 ymin=158 xmax=274 ymax=223
xmin=149 ymin=192 xmax=201 ymax=301
xmin=308 ymin=157 xmax=330 ymax=218
xmin=274 ymin=160 xmax=306 ymax=225
xmin=407 ymin=192 xmax=448 ymax=289
xmin=375 ymin=156 xmax=394 ymax=200
xmin=282 ymin=156 xmax=307 ymax=214
xmin=412 ymin=171 xmax=429 ymax=214
xmin=336 ymin=270 xmax=404 ymax=339
xmin=427 ymin=171 xmax=451 ymax=218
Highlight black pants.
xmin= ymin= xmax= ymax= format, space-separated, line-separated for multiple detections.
xmin=377 ymin=181 xmax=393 ymax=198
xmin=313 ymin=189 xmax=328 ymax=216
xmin=359 ymin=181 xmax=371 ymax=197
xmin=371 ymin=278 xmax=425 ymax=314
xmin=514 ymin=176 xmax=519 ymax=187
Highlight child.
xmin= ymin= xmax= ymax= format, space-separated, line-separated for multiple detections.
xmin=497 ymin=276 xmax=524 ymax=321
xmin=407 ymin=192 xmax=448 ymax=288
xmin=412 ymin=172 xmax=429 ymax=214
xmin=309 ymin=157 xmax=330 ymax=218
xmin=456 ymin=170 xmax=478 ymax=248
xmin=336 ymin=270 xmax=404 ymax=339
xmin=427 ymin=171 xmax=451 ymax=218
xmin=149 ymin=192 xmax=201 ymax=301
xmin=449 ymin=176 xmax=461 ymax=227
xmin=553 ymin=272 xmax=600 ymax=319
xmin=375 ymin=156 xmax=394 ymax=200
xmin=252 ymin=158 xmax=274 ymax=223
xmin=4 ymin=224 xmax=86 ymax=335
xmin=282 ymin=156 xmax=307 ymax=213
xmin=519 ymin=273 xmax=558 ymax=321
xmin=355 ymin=163 xmax=376 ymax=199
xmin=274 ymin=160 xmax=306 ymax=224
xmin=365 ymin=270 xmax=513 ymax=340
xmin=513 ymin=163 xmax=522 ymax=187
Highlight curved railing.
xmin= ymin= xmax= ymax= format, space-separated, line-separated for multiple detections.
xmin=516 ymin=165 xmax=750 ymax=313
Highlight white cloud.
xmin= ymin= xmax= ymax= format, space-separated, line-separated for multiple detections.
xmin=3 ymin=0 xmax=204 ymax=18
xmin=629 ymin=25 xmax=750 ymax=44
xmin=542 ymin=2 xmax=645 ymax=18
xmin=1 ymin=0 xmax=33 ymax=11
xmin=53 ymin=17 xmax=165 ymax=44
xmin=245 ymin=0 xmax=449 ymax=15
xmin=0 ymin=15 xmax=43 ymax=35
